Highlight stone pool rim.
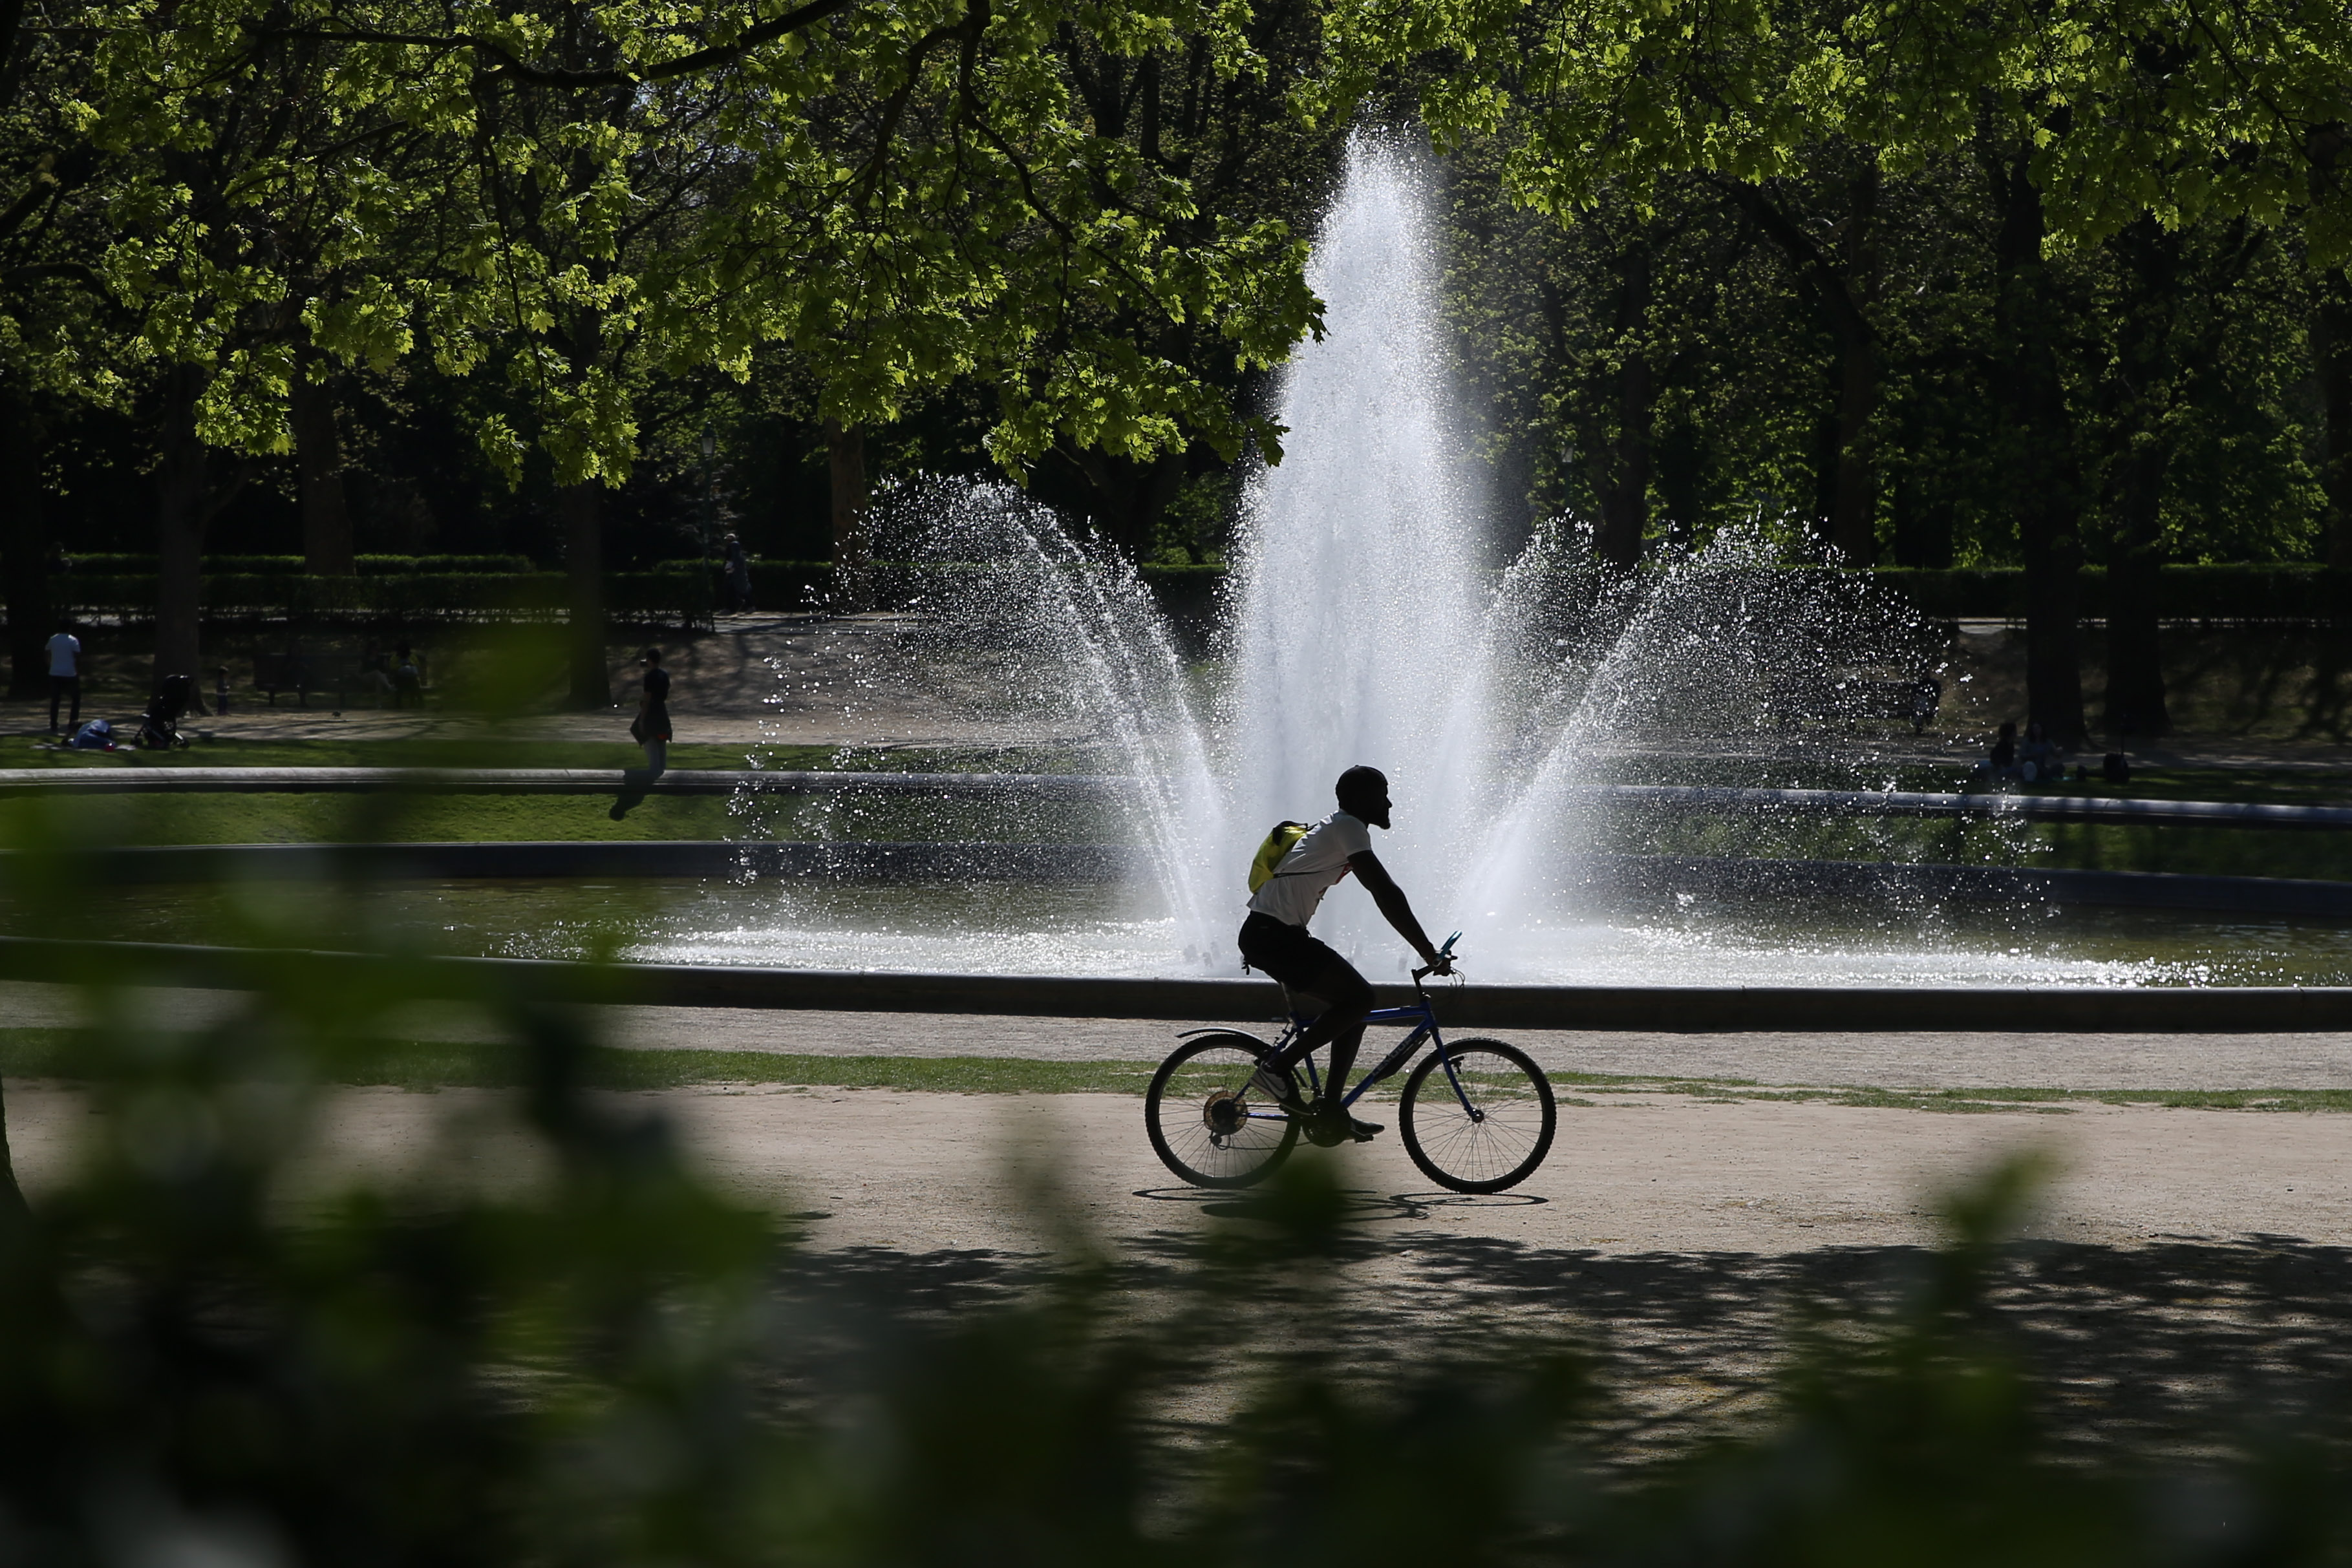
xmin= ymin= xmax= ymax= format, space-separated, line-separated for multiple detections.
xmin=3 ymin=936 xmax=2349 ymax=1033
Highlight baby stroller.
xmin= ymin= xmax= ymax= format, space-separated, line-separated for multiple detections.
xmin=137 ymin=673 xmax=198 ymax=750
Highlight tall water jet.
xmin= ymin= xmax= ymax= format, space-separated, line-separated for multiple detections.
xmin=1228 ymin=131 xmax=1489 ymax=953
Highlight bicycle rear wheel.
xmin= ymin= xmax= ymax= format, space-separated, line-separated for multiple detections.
xmin=1398 ymin=1038 xmax=1556 ymax=1194
xmin=1145 ymin=1033 xmax=1302 ymax=1189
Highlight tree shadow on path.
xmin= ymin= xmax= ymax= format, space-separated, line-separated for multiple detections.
xmin=776 ymin=1222 xmax=2352 ymax=1463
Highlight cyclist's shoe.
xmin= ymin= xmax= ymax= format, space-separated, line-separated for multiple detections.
xmin=1248 ymin=1063 xmax=1301 ymax=1107
xmin=1305 ymin=1101 xmax=1380 ymax=1147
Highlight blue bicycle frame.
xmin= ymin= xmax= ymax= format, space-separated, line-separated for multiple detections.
xmin=1188 ymin=933 xmax=1483 ymax=1124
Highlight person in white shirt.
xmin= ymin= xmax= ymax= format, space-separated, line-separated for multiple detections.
xmin=1239 ymin=765 xmax=1449 ymax=1144
xmin=45 ymin=623 xmax=81 ymax=733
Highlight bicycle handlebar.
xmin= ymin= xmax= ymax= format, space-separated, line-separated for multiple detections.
xmin=1411 ymin=931 xmax=1463 ymax=985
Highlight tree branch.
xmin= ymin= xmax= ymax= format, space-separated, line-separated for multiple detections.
xmin=1 ymin=259 xmax=105 ymax=290
xmin=1716 ymin=176 xmax=1875 ymax=347
xmin=269 ymin=0 xmax=859 ymax=89
xmin=849 ymin=20 xmax=967 ymax=212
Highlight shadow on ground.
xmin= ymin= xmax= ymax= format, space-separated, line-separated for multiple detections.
xmin=776 ymin=1220 xmax=2352 ymax=1463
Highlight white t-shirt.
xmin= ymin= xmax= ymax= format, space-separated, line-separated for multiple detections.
xmin=46 ymin=633 xmax=80 ymax=677
xmin=1246 ymin=811 xmax=1373 ymax=927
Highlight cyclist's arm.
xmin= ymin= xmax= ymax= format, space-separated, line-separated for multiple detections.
xmin=1349 ymin=850 xmax=1441 ymax=966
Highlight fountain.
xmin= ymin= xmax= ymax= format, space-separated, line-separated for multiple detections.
xmin=612 ymin=131 xmax=2345 ymax=990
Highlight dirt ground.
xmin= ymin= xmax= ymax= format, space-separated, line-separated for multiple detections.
xmin=12 ymin=1076 xmax=2352 ymax=1454
xmin=10 ymin=1079 xmax=2348 ymax=1256
xmin=10 ymin=1002 xmax=2352 ymax=1456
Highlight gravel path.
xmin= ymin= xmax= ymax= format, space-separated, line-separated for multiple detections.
xmin=8 ymin=1081 xmax=2347 ymax=1255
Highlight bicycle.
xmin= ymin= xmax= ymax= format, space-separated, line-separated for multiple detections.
xmin=1144 ymin=935 xmax=1557 ymax=1194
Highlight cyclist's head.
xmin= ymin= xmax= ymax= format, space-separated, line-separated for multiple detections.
xmin=1336 ymin=765 xmax=1391 ymax=829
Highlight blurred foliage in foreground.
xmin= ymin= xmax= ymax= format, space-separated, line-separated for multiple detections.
xmin=1 ymin=944 xmax=2350 ymax=1566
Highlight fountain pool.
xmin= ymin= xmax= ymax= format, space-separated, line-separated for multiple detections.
xmin=41 ymin=878 xmax=2352 ymax=988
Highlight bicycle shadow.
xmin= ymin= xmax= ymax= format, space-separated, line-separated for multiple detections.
xmin=1133 ymin=1185 xmax=1547 ymax=1223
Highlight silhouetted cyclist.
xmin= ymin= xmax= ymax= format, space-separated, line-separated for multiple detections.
xmin=1239 ymin=765 xmax=1451 ymax=1145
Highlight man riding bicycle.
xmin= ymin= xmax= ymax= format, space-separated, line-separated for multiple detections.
xmin=1240 ymin=765 xmax=1452 ymax=1145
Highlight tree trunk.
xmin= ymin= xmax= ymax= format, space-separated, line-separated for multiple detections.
xmin=2103 ymin=217 xmax=2183 ymax=739
xmin=1828 ymin=165 xmax=1880 ymax=563
xmin=153 ymin=367 xmax=211 ymax=691
xmin=1889 ymin=416 xmax=1955 ymax=569
xmin=1653 ymin=416 xmax=1704 ymax=553
xmin=1827 ymin=333 xmax=1879 ymax=562
xmin=1594 ymin=240 xmax=1652 ymax=569
xmin=1731 ymin=176 xmax=1879 ymax=562
xmin=561 ymin=480 xmax=606 ymax=708
xmin=2316 ymin=267 xmax=2352 ymax=577
xmin=1991 ymin=157 xmax=2086 ymax=745
xmin=290 ymin=369 xmax=355 ymax=576
xmin=825 ymin=418 xmax=869 ymax=611
xmin=0 ymin=1079 xmax=24 ymax=1222
xmin=2105 ymin=435 xmax=2171 ymax=736
xmin=1060 ymin=445 xmax=1188 ymax=558
xmin=0 ymin=392 xmax=52 ymax=699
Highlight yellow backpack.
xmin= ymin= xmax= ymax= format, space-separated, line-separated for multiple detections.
xmin=1247 ymin=821 xmax=1310 ymax=893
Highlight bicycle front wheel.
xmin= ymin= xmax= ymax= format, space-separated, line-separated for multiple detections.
xmin=1399 ymin=1038 xmax=1556 ymax=1194
xmin=1144 ymin=1033 xmax=1301 ymax=1189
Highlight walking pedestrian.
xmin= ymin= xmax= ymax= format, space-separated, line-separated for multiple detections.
xmin=392 ymin=642 xmax=423 ymax=708
xmin=722 ymin=533 xmax=754 ymax=612
xmin=612 ymin=647 xmax=672 ymax=819
xmin=45 ymin=622 xmax=81 ymax=734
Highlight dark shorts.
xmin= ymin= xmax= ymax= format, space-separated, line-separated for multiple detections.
xmin=1238 ymin=911 xmax=1354 ymax=993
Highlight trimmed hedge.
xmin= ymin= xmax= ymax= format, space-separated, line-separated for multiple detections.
xmin=742 ymin=559 xmax=1225 ymax=615
xmin=52 ymin=567 xmax=713 ymax=625
xmin=1873 ymin=564 xmax=2352 ymax=621
xmin=62 ymin=553 xmax=538 ymax=576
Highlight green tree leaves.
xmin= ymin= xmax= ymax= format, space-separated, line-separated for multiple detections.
xmin=0 ymin=0 xmax=1329 ymax=505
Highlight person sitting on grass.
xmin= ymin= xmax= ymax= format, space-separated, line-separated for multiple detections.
xmin=2016 ymin=721 xmax=2063 ymax=784
xmin=1239 ymin=765 xmax=1451 ymax=1147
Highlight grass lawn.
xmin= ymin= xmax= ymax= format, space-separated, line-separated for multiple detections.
xmin=1 ymin=1029 xmax=2346 ymax=1112
xmin=0 ymin=787 xmax=1126 ymax=844
xmin=1 ymin=733 xmax=1138 ymax=776
xmin=1 ymin=790 xmax=764 ymax=844
xmin=0 ymin=734 xmax=826 ymax=772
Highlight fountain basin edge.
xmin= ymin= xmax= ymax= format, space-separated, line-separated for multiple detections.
xmin=1 ymin=936 xmax=2347 ymax=1033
